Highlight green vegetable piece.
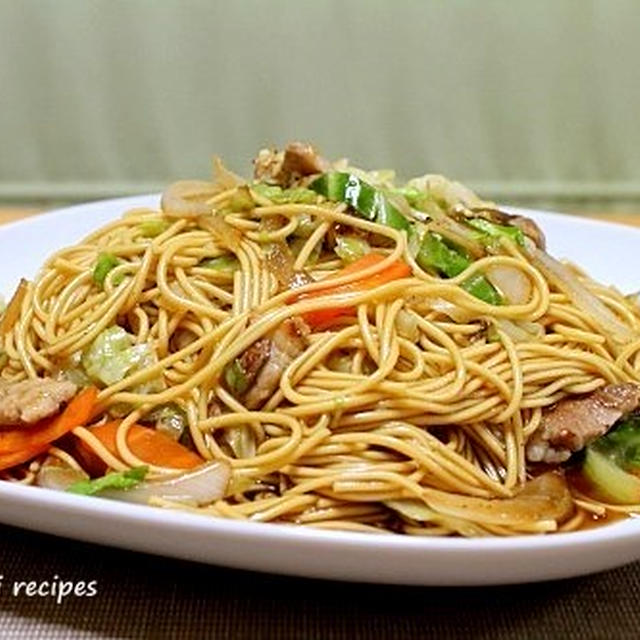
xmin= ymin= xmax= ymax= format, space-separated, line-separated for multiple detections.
xmin=252 ymin=184 xmax=318 ymax=205
xmin=309 ymin=173 xmax=410 ymax=231
xmin=224 ymin=359 xmax=249 ymax=396
xmin=82 ymin=326 xmax=156 ymax=386
xmin=252 ymin=184 xmax=284 ymax=201
xmin=467 ymin=218 xmax=525 ymax=246
xmin=416 ymin=232 xmax=470 ymax=278
xmin=392 ymin=187 xmax=427 ymax=210
xmin=583 ymin=447 xmax=640 ymax=504
xmin=229 ymin=186 xmax=255 ymax=212
xmin=334 ymin=235 xmax=371 ymax=264
xmin=282 ymin=187 xmax=318 ymax=204
xmin=591 ymin=414 xmax=640 ymax=470
xmin=92 ymin=253 xmax=121 ymax=288
xmin=147 ymin=403 xmax=187 ymax=441
xmin=200 ymin=255 xmax=240 ymax=272
xmin=139 ymin=219 xmax=170 ymax=238
xmin=0 ymin=350 xmax=7 ymax=369
xmin=416 ymin=232 xmax=502 ymax=305
xmin=293 ymin=213 xmax=319 ymax=238
xmin=461 ymin=273 xmax=503 ymax=305
xmin=67 ymin=466 xmax=149 ymax=496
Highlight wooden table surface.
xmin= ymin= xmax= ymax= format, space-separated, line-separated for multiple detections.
xmin=3 ymin=206 xmax=640 ymax=227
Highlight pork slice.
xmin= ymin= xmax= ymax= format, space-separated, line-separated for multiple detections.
xmin=0 ymin=378 xmax=78 ymax=426
xmin=280 ymin=141 xmax=329 ymax=179
xmin=526 ymin=383 xmax=640 ymax=464
xmin=237 ymin=338 xmax=271 ymax=386
xmin=243 ymin=318 xmax=309 ymax=409
xmin=253 ymin=141 xmax=328 ymax=187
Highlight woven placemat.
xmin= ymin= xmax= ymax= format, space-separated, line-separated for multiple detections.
xmin=0 ymin=523 xmax=637 ymax=639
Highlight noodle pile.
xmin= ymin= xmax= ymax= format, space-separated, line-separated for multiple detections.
xmin=2 ymin=148 xmax=640 ymax=537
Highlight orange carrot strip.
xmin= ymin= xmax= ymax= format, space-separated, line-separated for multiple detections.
xmin=0 ymin=386 xmax=98 ymax=470
xmin=0 ymin=445 xmax=50 ymax=471
xmin=293 ymin=253 xmax=411 ymax=328
xmin=80 ymin=421 xmax=204 ymax=471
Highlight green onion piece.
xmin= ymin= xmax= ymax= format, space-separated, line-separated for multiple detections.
xmin=223 ymin=359 xmax=249 ymax=396
xmin=199 ymin=255 xmax=240 ymax=272
xmin=92 ymin=253 xmax=121 ymax=288
xmin=139 ymin=219 xmax=170 ymax=238
xmin=334 ymin=235 xmax=371 ymax=264
xmin=467 ymin=218 xmax=525 ymax=246
xmin=309 ymin=173 xmax=410 ymax=231
xmin=67 ymin=466 xmax=149 ymax=496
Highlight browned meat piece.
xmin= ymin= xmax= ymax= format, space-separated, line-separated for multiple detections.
xmin=469 ymin=207 xmax=546 ymax=250
xmin=237 ymin=339 xmax=271 ymax=388
xmin=509 ymin=215 xmax=546 ymax=251
xmin=243 ymin=318 xmax=309 ymax=409
xmin=253 ymin=148 xmax=284 ymax=184
xmin=526 ymin=383 xmax=640 ymax=464
xmin=0 ymin=378 xmax=77 ymax=426
xmin=280 ymin=141 xmax=329 ymax=179
xmin=253 ymin=142 xmax=328 ymax=187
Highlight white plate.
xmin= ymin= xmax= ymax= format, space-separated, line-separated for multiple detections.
xmin=1 ymin=196 xmax=640 ymax=586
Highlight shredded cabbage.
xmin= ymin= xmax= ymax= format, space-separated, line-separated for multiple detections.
xmin=82 ymin=326 xmax=160 ymax=387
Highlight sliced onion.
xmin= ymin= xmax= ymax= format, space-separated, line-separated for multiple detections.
xmin=485 ymin=264 xmax=532 ymax=305
xmin=161 ymin=180 xmax=219 ymax=218
xmin=211 ymin=155 xmax=243 ymax=191
xmin=198 ymin=214 xmax=243 ymax=250
xmin=384 ymin=499 xmax=487 ymax=536
xmin=264 ymin=241 xmax=314 ymax=291
xmin=100 ymin=460 xmax=231 ymax=506
xmin=529 ymin=244 xmax=634 ymax=345
xmin=493 ymin=319 xmax=544 ymax=343
xmin=36 ymin=462 xmax=88 ymax=491
xmin=0 ymin=278 xmax=28 ymax=334
xmin=395 ymin=309 xmax=420 ymax=342
xmin=428 ymin=298 xmax=478 ymax=323
xmin=223 ymin=425 xmax=256 ymax=459
xmin=423 ymin=472 xmax=573 ymax=527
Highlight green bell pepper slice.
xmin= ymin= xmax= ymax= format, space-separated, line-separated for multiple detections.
xmin=309 ymin=172 xmax=410 ymax=231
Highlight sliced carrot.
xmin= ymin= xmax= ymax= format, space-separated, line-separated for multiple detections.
xmin=0 ymin=445 xmax=51 ymax=471
xmin=78 ymin=420 xmax=204 ymax=472
xmin=0 ymin=387 xmax=98 ymax=471
xmin=292 ymin=253 xmax=411 ymax=328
